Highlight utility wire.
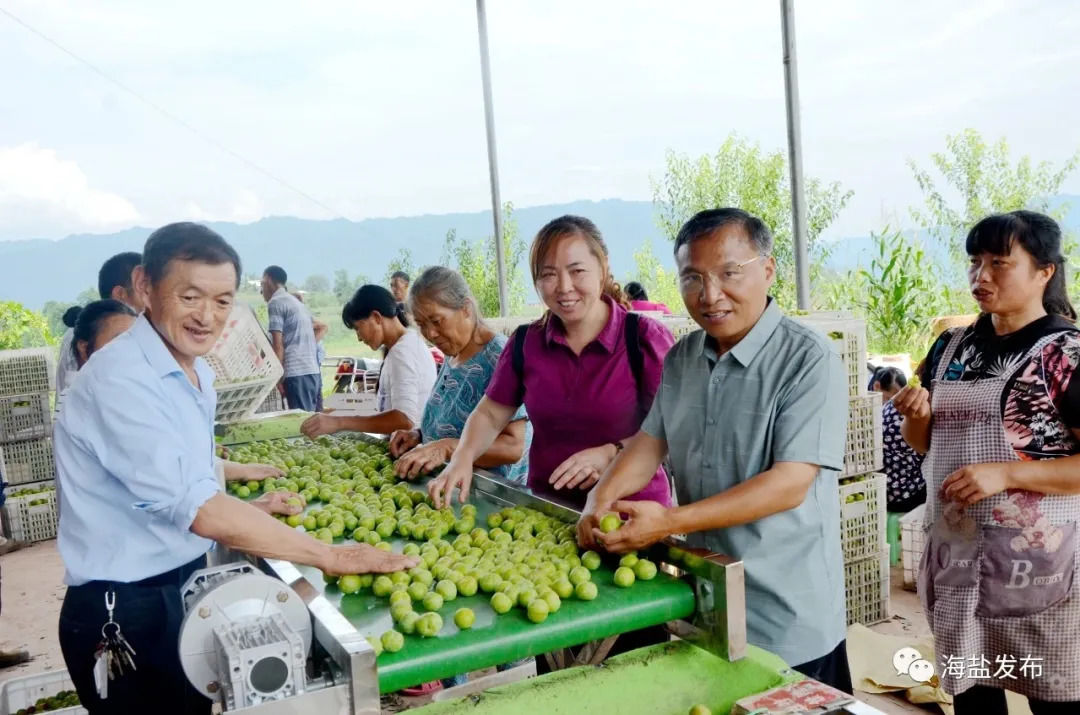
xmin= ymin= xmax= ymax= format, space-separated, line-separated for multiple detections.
xmin=0 ymin=4 xmax=347 ymax=220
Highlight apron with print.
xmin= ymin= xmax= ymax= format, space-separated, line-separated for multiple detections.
xmin=919 ymin=329 xmax=1080 ymax=700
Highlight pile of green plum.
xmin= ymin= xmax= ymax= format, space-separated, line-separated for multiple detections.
xmin=224 ymin=435 xmax=660 ymax=658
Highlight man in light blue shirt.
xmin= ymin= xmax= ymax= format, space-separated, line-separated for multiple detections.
xmin=579 ymin=209 xmax=850 ymax=692
xmin=54 ymin=223 xmax=416 ymax=714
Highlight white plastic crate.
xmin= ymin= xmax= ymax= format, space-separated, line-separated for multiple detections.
xmin=797 ymin=316 xmax=868 ymax=398
xmin=216 ymin=376 xmax=281 ymax=424
xmin=206 ymin=305 xmax=283 ymax=424
xmin=255 ymin=388 xmax=285 ymax=414
xmin=0 ymin=668 xmax=85 ymax=715
xmin=1 ymin=481 xmax=57 ymax=543
xmin=0 ymin=393 xmax=51 ymax=443
xmin=0 ymin=437 xmax=56 ymax=486
xmin=0 ymin=348 xmax=54 ymax=397
xmin=839 ymin=473 xmax=886 ymax=562
xmin=844 ymin=393 xmax=883 ymax=477
xmin=900 ymin=503 xmax=927 ymax=592
xmin=845 ymin=549 xmax=890 ymax=626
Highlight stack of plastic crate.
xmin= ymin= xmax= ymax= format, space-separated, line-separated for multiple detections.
xmin=0 ymin=667 xmax=87 ymax=714
xmin=798 ymin=315 xmax=889 ymax=626
xmin=0 ymin=348 xmax=58 ymax=542
xmin=900 ymin=504 xmax=927 ymax=592
xmin=205 ymin=305 xmax=284 ymax=424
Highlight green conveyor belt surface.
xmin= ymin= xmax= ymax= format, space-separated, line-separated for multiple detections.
xmin=412 ymin=640 xmax=801 ymax=715
xmin=237 ymin=432 xmax=696 ymax=692
xmin=299 ymin=560 xmax=693 ymax=693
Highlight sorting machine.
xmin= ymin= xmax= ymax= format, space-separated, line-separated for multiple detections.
xmin=176 ymin=423 xmax=884 ymax=714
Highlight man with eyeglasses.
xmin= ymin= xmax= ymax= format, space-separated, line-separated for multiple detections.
xmin=577 ymin=208 xmax=850 ymax=692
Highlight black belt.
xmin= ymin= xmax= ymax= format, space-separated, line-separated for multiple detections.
xmin=83 ymin=555 xmax=207 ymax=591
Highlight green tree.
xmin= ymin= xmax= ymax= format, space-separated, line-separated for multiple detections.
xmin=42 ymin=300 xmax=78 ymax=338
xmin=910 ymin=129 xmax=1079 ymax=258
xmin=629 ymin=239 xmax=683 ymax=314
xmin=651 ymin=133 xmax=853 ymax=309
xmin=333 ymin=269 xmax=369 ymax=304
xmin=76 ymin=286 xmax=98 ymax=304
xmin=0 ymin=301 xmax=55 ymax=349
xmin=303 ymin=274 xmax=330 ymax=294
xmin=385 ymin=248 xmax=416 ymax=285
xmin=443 ymin=203 xmax=528 ymax=317
xmin=909 ymin=129 xmax=1080 ymax=312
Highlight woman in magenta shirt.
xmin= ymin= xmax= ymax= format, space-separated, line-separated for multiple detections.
xmin=429 ymin=215 xmax=674 ymax=509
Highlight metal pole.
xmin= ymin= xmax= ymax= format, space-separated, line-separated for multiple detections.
xmin=476 ymin=0 xmax=509 ymax=317
xmin=781 ymin=0 xmax=811 ymax=310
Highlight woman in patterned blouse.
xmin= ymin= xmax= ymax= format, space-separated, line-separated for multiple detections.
xmin=895 ymin=210 xmax=1080 ymax=713
xmin=390 ymin=266 xmax=530 ymax=483
xmin=870 ymin=366 xmax=926 ymax=512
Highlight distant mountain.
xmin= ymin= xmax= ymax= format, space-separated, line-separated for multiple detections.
xmin=7 ymin=194 xmax=1079 ymax=309
xmin=1 ymin=200 xmax=670 ymax=309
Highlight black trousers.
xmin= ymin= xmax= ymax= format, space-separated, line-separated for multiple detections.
xmin=58 ymin=557 xmax=210 ymax=715
xmin=954 ymin=684 xmax=1080 ymax=715
xmin=793 ymin=639 xmax=853 ymax=694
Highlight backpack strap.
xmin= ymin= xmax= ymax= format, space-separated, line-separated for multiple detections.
xmin=624 ymin=312 xmax=645 ymax=414
xmin=512 ymin=323 xmax=530 ymax=385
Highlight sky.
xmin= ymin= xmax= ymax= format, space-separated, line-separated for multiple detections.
xmin=1 ymin=0 xmax=1079 ymax=243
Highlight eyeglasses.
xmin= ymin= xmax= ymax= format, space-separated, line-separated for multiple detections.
xmin=678 ymin=255 xmax=769 ymax=296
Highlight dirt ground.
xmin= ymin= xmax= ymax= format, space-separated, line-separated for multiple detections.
xmin=0 ymin=543 xmax=1035 ymax=714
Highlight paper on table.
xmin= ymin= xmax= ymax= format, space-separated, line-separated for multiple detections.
xmin=846 ymin=623 xmax=953 ymax=715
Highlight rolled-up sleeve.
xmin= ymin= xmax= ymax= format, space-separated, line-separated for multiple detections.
xmin=267 ymin=297 xmax=285 ymax=333
xmin=70 ymin=374 xmax=220 ymax=531
xmin=772 ymin=347 xmax=846 ymax=470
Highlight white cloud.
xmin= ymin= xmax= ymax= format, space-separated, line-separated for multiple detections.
xmin=185 ymin=189 xmax=265 ymax=224
xmin=0 ymin=143 xmax=139 ymax=237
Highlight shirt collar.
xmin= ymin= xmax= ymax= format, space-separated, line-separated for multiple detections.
xmin=130 ymin=313 xmax=191 ymax=379
xmin=272 ymin=286 xmax=288 ymax=299
xmin=544 ymin=294 xmax=623 ymax=353
xmin=701 ymin=297 xmax=783 ymax=367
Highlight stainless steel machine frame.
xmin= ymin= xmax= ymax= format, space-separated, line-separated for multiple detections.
xmin=243 ymin=464 xmax=747 ymax=714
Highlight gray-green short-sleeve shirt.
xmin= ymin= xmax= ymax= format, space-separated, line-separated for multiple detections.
xmin=642 ymin=299 xmax=847 ymax=666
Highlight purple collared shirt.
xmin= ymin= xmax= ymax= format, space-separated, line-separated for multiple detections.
xmin=486 ymin=298 xmax=674 ymax=507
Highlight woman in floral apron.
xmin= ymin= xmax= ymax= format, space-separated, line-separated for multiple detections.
xmin=895 ymin=210 xmax=1080 ymax=714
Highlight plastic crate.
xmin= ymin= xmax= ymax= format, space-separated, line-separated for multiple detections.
xmin=255 ymin=388 xmax=285 ymax=414
xmin=839 ymin=473 xmax=886 ymax=562
xmin=0 ymin=437 xmax=56 ymax=485
xmin=844 ymin=392 xmax=883 ymax=477
xmin=1 ymin=482 xmax=58 ymax=543
xmin=845 ymin=549 xmax=890 ymax=626
xmin=205 ymin=305 xmax=283 ymax=424
xmin=797 ymin=316 xmax=868 ymax=397
xmin=900 ymin=503 xmax=927 ymax=592
xmin=216 ymin=376 xmax=280 ymax=424
xmin=0 ymin=393 xmax=51 ymax=443
xmin=0 ymin=668 xmax=85 ymax=715
xmin=0 ymin=348 xmax=54 ymax=397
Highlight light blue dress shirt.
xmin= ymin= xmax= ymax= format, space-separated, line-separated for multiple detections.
xmin=54 ymin=313 xmax=222 ymax=586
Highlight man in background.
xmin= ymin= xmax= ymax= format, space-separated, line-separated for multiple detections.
xmin=56 ymin=252 xmax=146 ymax=394
xmin=390 ymin=270 xmax=410 ymax=306
xmin=261 ymin=265 xmax=321 ymax=411
xmin=292 ymin=290 xmax=328 ymax=411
